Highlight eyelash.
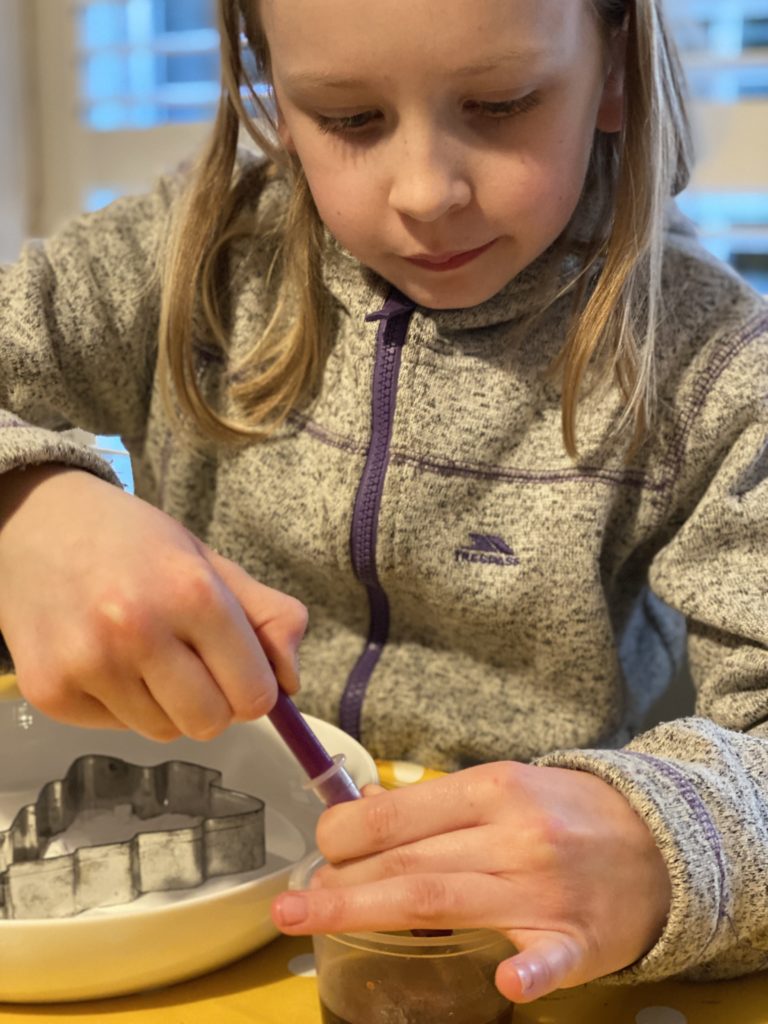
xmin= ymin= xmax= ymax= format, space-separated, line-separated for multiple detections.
xmin=315 ymin=93 xmax=540 ymax=135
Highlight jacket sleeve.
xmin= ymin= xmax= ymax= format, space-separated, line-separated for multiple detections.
xmin=0 ymin=171 xmax=182 ymax=483
xmin=537 ymin=309 xmax=768 ymax=984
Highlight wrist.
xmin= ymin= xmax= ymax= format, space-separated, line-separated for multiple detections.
xmin=0 ymin=464 xmax=80 ymax=527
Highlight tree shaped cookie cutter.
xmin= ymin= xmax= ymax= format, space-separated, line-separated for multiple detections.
xmin=0 ymin=755 xmax=265 ymax=920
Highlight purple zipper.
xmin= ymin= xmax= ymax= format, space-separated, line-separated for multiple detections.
xmin=339 ymin=289 xmax=416 ymax=739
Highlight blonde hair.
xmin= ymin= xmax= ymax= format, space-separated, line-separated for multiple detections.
xmin=158 ymin=0 xmax=693 ymax=456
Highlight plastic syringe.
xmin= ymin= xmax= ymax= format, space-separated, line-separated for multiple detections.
xmin=267 ymin=689 xmax=362 ymax=806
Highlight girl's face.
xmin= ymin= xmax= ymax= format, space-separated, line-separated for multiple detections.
xmin=260 ymin=0 xmax=624 ymax=310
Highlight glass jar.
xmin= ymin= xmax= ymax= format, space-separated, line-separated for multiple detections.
xmin=291 ymin=853 xmax=516 ymax=1024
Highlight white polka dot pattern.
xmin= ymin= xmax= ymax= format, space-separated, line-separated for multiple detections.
xmin=392 ymin=761 xmax=426 ymax=783
xmin=635 ymin=1007 xmax=688 ymax=1024
xmin=287 ymin=953 xmax=317 ymax=978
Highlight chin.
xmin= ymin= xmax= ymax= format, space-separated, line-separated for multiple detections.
xmin=394 ymin=278 xmax=513 ymax=311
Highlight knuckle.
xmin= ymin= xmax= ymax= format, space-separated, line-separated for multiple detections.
xmin=363 ymin=796 xmax=402 ymax=848
xmin=91 ymin=590 xmax=153 ymax=652
xmin=529 ymin=807 xmax=570 ymax=856
xmin=381 ymin=844 xmax=416 ymax=878
xmin=183 ymin=714 xmax=231 ymax=742
xmin=315 ymin=890 xmax=350 ymax=933
xmin=173 ymin=563 xmax=223 ymax=615
xmin=406 ymin=876 xmax=453 ymax=922
xmin=285 ymin=597 xmax=309 ymax=638
xmin=315 ymin=807 xmax=347 ymax=857
xmin=235 ymin=684 xmax=277 ymax=721
xmin=459 ymin=761 xmax=521 ymax=815
xmin=20 ymin=670 xmax=69 ymax=717
xmin=477 ymin=761 xmax=522 ymax=800
xmin=143 ymin=721 xmax=183 ymax=743
xmin=18 ymin=656 xmax=85 ymax=717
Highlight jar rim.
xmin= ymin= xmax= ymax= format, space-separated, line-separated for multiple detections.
xmin=321 ymin=927 xmax=510 ymax=956
xmin=291 ymin=852 xmax=513 ymax=956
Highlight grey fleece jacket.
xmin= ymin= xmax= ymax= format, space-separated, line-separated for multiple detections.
xmin=0 ymin=157 xmax=767 ymax=986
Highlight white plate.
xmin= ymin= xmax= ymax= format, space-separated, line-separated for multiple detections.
xmin=0 ymin=699 xmax=377 ymax=1002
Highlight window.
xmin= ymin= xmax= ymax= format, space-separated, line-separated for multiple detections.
xmin=28 ymin=0 xmax=766 ymax=293
xmin=669 ymin=1 xmax=768 ymax=291
xmin=78 ymin=0 xmax=220 ymax=131
xmin=17 ymin=0 xmax=765 ymax=483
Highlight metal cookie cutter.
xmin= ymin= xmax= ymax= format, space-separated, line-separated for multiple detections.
xmin=0 ymin=755 xmax=265 ymax=920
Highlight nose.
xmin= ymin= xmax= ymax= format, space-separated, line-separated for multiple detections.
xmin=387 ymin=127 xmax=472 ymax=223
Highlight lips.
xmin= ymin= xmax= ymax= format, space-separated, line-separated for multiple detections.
xmin=404 ymin=239 xmax=498 ymax=272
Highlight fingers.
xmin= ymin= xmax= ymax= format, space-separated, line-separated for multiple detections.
xmin=203 ymin=547 xmax=308 ymax=697
xmin=495 ymin=932 xmax=584 ymax=1003
xmin=316 ymin=767 xmax=506 ymax=862
xmin=162 ymin=556 xmax=278 ymax=720
xmin=22 ymin=687 xmax=129 ymax=733
xmin=272 ymin=871 xmax=516 ymax=935
xmin=0 ymin=472 xmax=308 ymax=739
xmin=85 ymin=674 xmax=183 ymax=741
xmin=136 ymin=642 xmax=234 ymax=739
xmin=13 ymin=648 xmax=174 ymax=738
xmin=313 ymin=824 xmax=508 ymax=887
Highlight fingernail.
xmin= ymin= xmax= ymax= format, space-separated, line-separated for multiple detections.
xmin=276 ymin=893 xmax=308 ymax=926
xmin=515 ymin=964 xmax=533 ymax=994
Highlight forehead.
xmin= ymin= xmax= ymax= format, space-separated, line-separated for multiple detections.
xmin=259 ymin=0 xmax=593 ymax=78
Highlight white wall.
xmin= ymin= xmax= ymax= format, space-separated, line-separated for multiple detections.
xmin=0 ymin=0 xmax=32 ymax=261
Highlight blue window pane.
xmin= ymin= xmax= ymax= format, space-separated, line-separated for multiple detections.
xmin=78 ymin=0 xmax=221 ymax=130
xmin=79 ymin=4 xmax=127 ymax=49
xmin=743 ymin=18 xmax=768 ymax=47
xmin=95 ymin=437 xmax=134 ymax=493
xmin=83 ymin=52 xmax=130 ymax=101
xmin=677 ymin=192 xmax=768 ymax=227
xmin=731 ymin=253 xmax=768 ymax=292
xmin=165 ymin=104 xmax=217 ymax=123
xmin=155 ymin=0 xmax=216 ymax=33
xmin=162 ymin=51 xmax=220 ymax=85
xmin=87 ymin=101 xmax=130 ymax=132
xmin=85 ymin=188 xmax=121 ymax=212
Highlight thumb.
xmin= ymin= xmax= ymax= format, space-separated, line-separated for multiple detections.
xmin=495 ymin=932 xmax=583 ymax=1004
xmin=203 ymin=547 xmax=309 ymax=696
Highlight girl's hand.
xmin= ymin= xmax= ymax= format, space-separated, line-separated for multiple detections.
xmin=0 ymin=466 xmax=307 ymax=740
xmin=272 ymin=762 xmax=671 ymax=1003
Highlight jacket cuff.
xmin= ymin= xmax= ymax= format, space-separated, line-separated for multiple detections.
xmin=534 ymin=745 xmax=725 ymax=984
xmin=0 ymin=417 xmax=121 ymax=487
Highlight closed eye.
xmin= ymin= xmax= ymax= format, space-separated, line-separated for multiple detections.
xmin=313 ymin=91 xmax=540 ymax=138
xmin=315 ymin=110 xmax=382 ymax=134
xmin=465 ymin=92 xmax=541 ymax=118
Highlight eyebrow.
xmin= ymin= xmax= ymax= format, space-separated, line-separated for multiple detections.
xmin=282 ymin=49 xmax=546 ymax=90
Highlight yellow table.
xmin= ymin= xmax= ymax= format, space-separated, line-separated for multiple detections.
xmin=0 ymin=932 xmax=766 ymax=1023
xmin=2 ymin=676 xmax=767 ymax=1022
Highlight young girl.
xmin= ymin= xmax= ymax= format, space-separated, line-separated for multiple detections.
xmin=0 ymin=0 xmax=766 ymax=1005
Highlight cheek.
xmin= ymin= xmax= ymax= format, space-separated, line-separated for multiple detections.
xmin=488 ymin=154 xmax=584 ymax=233
xmin=304 ymin=165 xmax=380 ymax=245
xmin=275 ymin=117 xmax=374 ymax=235
xmin=509 ymin=123 xmax=595 ymax=223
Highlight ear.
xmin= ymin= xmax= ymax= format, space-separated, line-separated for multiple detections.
xmin=596 ymin=27 xmax=627 ymax=134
